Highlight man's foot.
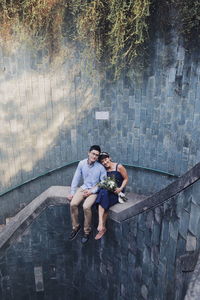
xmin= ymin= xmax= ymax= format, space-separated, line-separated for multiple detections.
xmin=94 ymin=228 xmax=107 ymax=240
xmin=68 ymin=225 xmax=81 ymax=240
xmin=81 ymin=233 xmax=90 ymax=244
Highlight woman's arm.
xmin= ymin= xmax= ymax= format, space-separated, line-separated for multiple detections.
xmin=115 ymin=164 xmax=128 ymax=193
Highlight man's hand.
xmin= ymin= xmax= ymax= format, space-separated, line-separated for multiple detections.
xmin=83 ymin=189 xmax=92 ymax=197
xmin=67 ymin=194 xmax=73 ymax=201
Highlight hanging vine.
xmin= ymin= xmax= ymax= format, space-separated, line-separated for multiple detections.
xmin=0 ymin=0 xmax=199 ymax=77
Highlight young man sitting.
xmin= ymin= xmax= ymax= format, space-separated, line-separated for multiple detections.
xmin=67 ymin=145 xmax=106 ymax=244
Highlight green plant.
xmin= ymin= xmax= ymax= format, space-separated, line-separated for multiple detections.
xmin=0 ymin=0 xmax=200 ymax=78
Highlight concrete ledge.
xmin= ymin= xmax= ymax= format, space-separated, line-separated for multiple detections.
xmin=0 ymin=186 xmax=146 ymax=251
xmin=111 ymin=162 xmax=200 ymax=221
xmin=109 ymin=192 xmax=148 ymax=222
xmin=1 ymin=161 xmax=200 ymax=251
xmin=0 ymin=186 xmax=70 ymax=253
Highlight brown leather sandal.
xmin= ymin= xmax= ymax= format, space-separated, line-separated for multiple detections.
xmin=95 ymin=228 xmax=107 ymax=240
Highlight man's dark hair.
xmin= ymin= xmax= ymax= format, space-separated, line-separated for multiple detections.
xmin=89 ymin=145 xmax=101 ymax=153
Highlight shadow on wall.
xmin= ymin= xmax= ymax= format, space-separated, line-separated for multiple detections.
xmin=1 ymin=32 xmax=200 ymax=202
xmin=0 ymin=42 xmax=100 ymax=193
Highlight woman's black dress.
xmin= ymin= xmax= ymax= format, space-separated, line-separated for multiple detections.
xmin=95 ymin=163 xmax=124 ymax=210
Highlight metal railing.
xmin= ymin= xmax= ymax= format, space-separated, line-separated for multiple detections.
xmin=0 ymin=160 xmax=178 ymax=197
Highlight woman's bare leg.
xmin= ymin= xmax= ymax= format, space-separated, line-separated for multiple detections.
xmin=95 ymin=206 xmax=107 ymax=240
xmin=97 ymin=205 xmax=105 ymax=232
xmin=103 ymin=211 xmax=108 ymax=228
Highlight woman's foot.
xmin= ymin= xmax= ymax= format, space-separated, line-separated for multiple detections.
xmin=97 ymin=224 xmax=104 ymax=232
xmin=95 ymin=228 xmax=107 ymax=240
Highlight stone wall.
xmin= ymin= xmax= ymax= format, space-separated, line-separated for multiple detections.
xmin=1 ymin=27 xmax=200 ymax=200
xmin=119 ymin=180 xmax=200 ymax=300
xmin=0 ymin=42 xmax=100 ymax=194
xmin=0 ymin=174 xmax=200 ymax=299
xmin=0 ymin=164 xmax=76 ymax=224
xmin=0 ymin=163 xmax=175 ymax=224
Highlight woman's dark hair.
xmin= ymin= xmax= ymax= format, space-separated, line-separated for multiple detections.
xmin=98 ymin=152 xmax=110 ymax=162
xmin=89 ymin=145 xmax=101 ymax=153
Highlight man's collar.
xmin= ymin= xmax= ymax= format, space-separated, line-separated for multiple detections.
xmin=87 ymin=159 xmax=96 ymax=166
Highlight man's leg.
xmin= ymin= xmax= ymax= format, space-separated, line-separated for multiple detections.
xmin=82 ymin=194 xmax=97 ymax=234
xmin=70 ymin=188 xmax=84 ymax=230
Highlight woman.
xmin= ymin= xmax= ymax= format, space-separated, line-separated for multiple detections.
xmin=95 ymin=152 xmax=128 ymax=240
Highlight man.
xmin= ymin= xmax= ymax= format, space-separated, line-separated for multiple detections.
xmin=67 ymin=145 xmax=106 ymax=244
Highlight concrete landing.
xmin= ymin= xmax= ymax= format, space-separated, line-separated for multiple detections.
xmin=109 ymin=192 xmax=148 ymax=222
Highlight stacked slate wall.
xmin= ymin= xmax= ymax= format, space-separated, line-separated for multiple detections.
xmin=0 ymin=164 xmax=76 ymax=224
xmin=0 ymin=177 xmax=200 ymax=299
xmin=1 ymin=25 xmax=200 ymax=207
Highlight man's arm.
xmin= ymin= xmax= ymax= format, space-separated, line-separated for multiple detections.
xmin=88 ymin=166 xmax=107 ymax=195
xmin=100 ymin=167 xmax=107 ymax=181
xmin=68 ymin=162 xmax=82 ymax=199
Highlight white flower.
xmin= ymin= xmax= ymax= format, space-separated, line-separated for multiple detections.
xmin=118 ymin=192 xmax=127 ymax=203
xmin=109 ymin=181 xmax=115 ymax=188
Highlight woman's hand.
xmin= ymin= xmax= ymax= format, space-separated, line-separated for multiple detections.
xmin=114 ymin=187 xmax=122 ymax=194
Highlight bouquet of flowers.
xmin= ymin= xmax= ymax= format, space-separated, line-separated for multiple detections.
xmin=98 ymin=176 xmax=127 ymax=203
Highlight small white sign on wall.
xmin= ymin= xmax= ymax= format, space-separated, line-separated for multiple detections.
xmin=95 ymin=111 xmax=109 ymax=120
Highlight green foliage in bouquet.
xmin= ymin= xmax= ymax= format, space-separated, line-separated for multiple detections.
xmin=98 ymin=175 xmax=118 ymax=192
xmin=98 ymin=176 xmax=128 ymax=203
